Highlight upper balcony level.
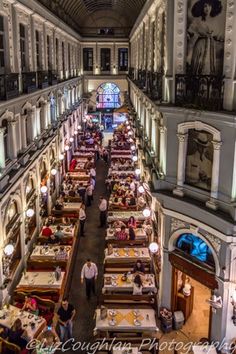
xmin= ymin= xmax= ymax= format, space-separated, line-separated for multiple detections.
xmin=0 ymin=71 xmax=79 ymax=102
xmin=128 ymin=68 xmax=225 ymax=112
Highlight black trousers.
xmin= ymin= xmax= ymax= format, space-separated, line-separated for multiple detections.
xmin=80 ymin=219 xmax=85 ymax=236
xmin=87 ymin=195 xmax=93 ymax=206
xmin=85 ymin=277 xmax=95 ymax=299
xmin=100 ymin=210 xmax=107 ymax=227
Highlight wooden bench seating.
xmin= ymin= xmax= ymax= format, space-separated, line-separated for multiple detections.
xmin=37 ymin=236 xmax=73 ymax=245
xmin=27 ymin=259 xmax=67 ymax=271
xmin=52 ymin=209 xmax=80 ymax=217
xmin=109 ymin=205 xmax=138 ymax=211
xmin=63 ymin=196 xmax=82 ymax=202
xmin=100 ymin=294 xmax=156 ymax=307
xmin=106 ymin=240 xmax=147 ymax=247
xmin=14 ymin=288 xmax=59 ymax=302
xmin=104 ymin=263 xmax=151 ymax=273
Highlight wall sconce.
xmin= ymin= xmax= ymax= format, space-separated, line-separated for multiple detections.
xmin=59 ymin=154 xmax=64 ymax=161
xmin=65 ymin=145 xmax=70 ymax=151
xmin=149 ymin=242 xmax=159 ymax=254
xmin=26 ymin=208 xmax=35 ymax=218
xmin=138 ymin=185 xmax=145 ymax=194
xmin=4 ymin=244 xmax=14 ymax=256
xmin=51 ymin=168 xmax=57 ymax=176
xmin=135 ymin=168 xmax=141 ymax=176
xmin=143 ymin=208 xmax=151 ymax=218
xmin=69 ymin=137 xmax=74 ymax=142
xmin=40 ymin=186 xmax=48 ymax=194
xmin=231 ymin=289 xmax=236 ymax=325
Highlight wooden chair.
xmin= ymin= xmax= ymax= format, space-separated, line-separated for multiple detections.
xmin=14 ymin=288 xmax=59 ymax=302
xmin=37 ymin=236 xmax=73 ymax=245
xmin=106 ymin=240 xmax=147 ymax=247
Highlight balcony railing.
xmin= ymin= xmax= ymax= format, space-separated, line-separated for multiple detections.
xmin=175 ymin=74 xmax=224 ymax=111
xmin=0 ymin=73 xmax=19 ymax=100
xmin=37 ymin=70 xmax=49 ymax=89
xmin=22 ymin=72 xmax=37 ymax=94
xmin=128 ymin=68 xmax=163 ymax=102
xmin=48 ymin=70 xmax=58 ymax=86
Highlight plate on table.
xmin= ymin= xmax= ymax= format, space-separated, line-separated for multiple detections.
xmin=109 ymin=319 xmax=117 ymax=326
xmin=134 ymin=319 xmax=141 ymax=326
xmin=109 ymin=310 xmax=117 ymax=316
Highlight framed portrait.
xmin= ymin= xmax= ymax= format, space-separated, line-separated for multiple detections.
xmin=185 ymin=129 xmax=213 ymax=191
xmin=186 ymin=0 xmax=226 ymax=76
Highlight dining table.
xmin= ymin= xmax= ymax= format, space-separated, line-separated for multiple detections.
xmin=111 ymin=155 xmax=132 ymax=160
xmin=95 ymin=308 xmax=158 ymax=334
xmin=30 ymin=245 xmax=71 ymax=261
xmin=74 ymin=151 xmax=95 ymax=157
xmin=67 ymin=172 xmax=90 ymax=179
xmin=40 ymin=224 xmax=75 ymax=237
xmin=103 ymin=273 xmax=156 ymax=293
xmin=62 ymin=202 xmax=82 ymax=211
xmin=107 ymin=211 xmax=146 ymax=222
xmin=112 ymin=348 xmax=139 ymax=354
xmin=0 ymin=305 xmax=46 ymax=339
xmin=106 ymin=227 xmax=147 ymax=240
xmin=105 ymin=247 xmax=151 ymax=263
xmin=17 ymin=271 xmax=65 ymax=289
xmin=192 ymin=345 xmax=217 ymax=354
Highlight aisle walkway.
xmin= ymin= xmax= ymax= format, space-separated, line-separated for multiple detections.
xmin=67 ymin=158 xmax=109 ymax=351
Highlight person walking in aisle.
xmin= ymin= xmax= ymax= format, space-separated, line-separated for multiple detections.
xmin=99 ymin=196 xmax=107 ymax=227
xmin=86 ymin=183 xmax=93 ymax=206
xmin=56 ymin=298 xmax=76 ymax=342
xmin=81 ymin=259 xmax=98 ymax=300
xmin=79 ymin=203 xmax=86 ymax=237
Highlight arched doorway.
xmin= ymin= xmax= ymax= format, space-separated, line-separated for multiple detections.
xmin=169 ymin=232 xmax=218 ymax=341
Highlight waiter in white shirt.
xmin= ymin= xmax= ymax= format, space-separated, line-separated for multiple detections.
xmin=98 ymin=196 xmax=107 ymax=227
xmin=79 ymin=203 xmax=86 ymax=237
xmin=81 ymin=259 xmax=98 ymax=300
xmin=90 ymin=166 xmax=96 ymax=180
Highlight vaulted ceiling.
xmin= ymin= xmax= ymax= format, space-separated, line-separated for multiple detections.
xmin=38 ymin=0 xmax=147 ymax=37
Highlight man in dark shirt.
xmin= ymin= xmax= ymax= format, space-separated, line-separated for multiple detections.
xmin=57 ymin=298 xmax=76 ymax=342
xmin=77 ymin=183 xmax=86 ymax=203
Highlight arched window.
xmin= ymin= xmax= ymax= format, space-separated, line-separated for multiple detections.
xmin=175 ymin=233 xmax=215 ymax=269
xmin=96 ymin=83 xmax=121 ymax=109
xmin=25 ymin=177 xmax=34 ymax=202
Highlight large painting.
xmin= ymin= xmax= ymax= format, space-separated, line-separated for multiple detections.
xmin=185 ymin=130 xmax=213 ymax=191
xmin=187 ymin=0 xmax=226 ymax=76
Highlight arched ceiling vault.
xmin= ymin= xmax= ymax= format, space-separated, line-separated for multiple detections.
xmin=37 ymin=0 xmax=147 ymax=37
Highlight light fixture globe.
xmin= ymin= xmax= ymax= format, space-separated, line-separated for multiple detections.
xmin=69 ymin=137 xmax=74 ymax=142
xmin=59 ymin=154 xmax=64 ymax=161
xmin=51 ymin=168 xmax=57 ymax=176
xmin=128 ymin=131 xmax=133 ymax=136
xmin=143 ymin=208 xmax=151 ymax=218
xmin=64 ymin=145 xmax=70 ymax=151
xmin=83 ymin=118 xmax=87 ymax=123
xmin=132 ymin=156 xmax=138 ymax=162
xmin=74 ymin=130 xmax=78 ymax=135
xmin=135 ymin=168 xmax=141 ymax=175
xmin=138 ymin=185 xmax=145 ymax=194
xmin=131 ymin=145 xmax=136 ymax=151
xmin=4 ymin=244 xmax=14 ymax=256
xmin=40 ymin=186 xmax=48 ymax=194
xmin=78 ymin=125 xmax=82 ymax=130
xmin=127 ymin=125 xmax=131 ymax=130
xmin=26 ymin=208 xmax=35 ymax=218
xmin=149 ymin=242 xmax=159 ymax=254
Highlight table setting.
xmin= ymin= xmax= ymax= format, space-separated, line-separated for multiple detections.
xmin=107 ymin=211 xmax=146 ymax=222
xmin=103 ymin=273 xmax=156 ymax=293
xmin=30 ymin=245 xmax=71 ymax=261
xmin=105 ymin=247 xmax=151 ymax=262
xmin=17 ymin=271 xmax=65 ymax=289
xmin=106 ymin=227 xmax=147 ymax=240
xmin=0 ymin=305 xmax=46 ymax=339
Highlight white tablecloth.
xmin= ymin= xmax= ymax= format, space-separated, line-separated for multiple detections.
xmin=63 ymin=202 xmax=81 ymax=211
xmin=95 ymin=308 xmax=158 ymax=332
xmin=106 ymin=228 xmax=147 ymax=240
xmin=105 ymin=247 xmax=151 ymax=263
xmin=30 ymin=246 xmax=71 ymax=260
xmin=17 ymin=271 xmax=65 ymax=289
xmin=0 ymin=305 xmax=46 ymax=339
xmin=107 ymin=211 xmax=145 ymax=222
xmin=103 ymin=273 xmax=156 ymax=293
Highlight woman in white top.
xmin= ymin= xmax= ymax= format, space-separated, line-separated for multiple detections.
xmin=133 ymin=274 xmax=143 ymax=295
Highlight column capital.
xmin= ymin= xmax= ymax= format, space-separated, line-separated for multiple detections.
xmin=212 ymin=140 xmax=222 ymax=150
xmin=177 ymin=132 xmax=188 ymax=142
xmin=0 ymin=127 xmax=5 ymax=135
xmin=8 ymin=120 xmax=17 ymax=127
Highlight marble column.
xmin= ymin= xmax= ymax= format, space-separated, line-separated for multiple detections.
xmin=206 ymin=140 xmax=222 ymax=210
xmin=40 ymin=101 xmax=47 ymax=131
xmin=26 ymin=110 xmax=34 ymax=143
xmin=0 ymin=127 xmax=6 ymax=169
xmin=21 ymin=115 xmax=27 ymax=150
xmin=8 ymin=120 xmax=17 ymax=160
xmin=173 ymin=133 xmax=188 ymax=196
xmin=158 ymin=125 xmax=167 ymax=177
